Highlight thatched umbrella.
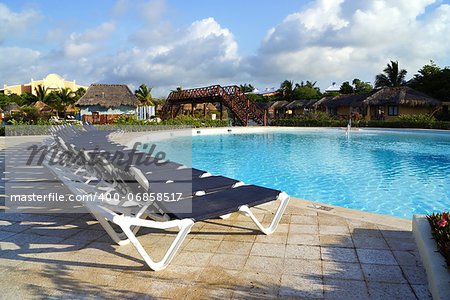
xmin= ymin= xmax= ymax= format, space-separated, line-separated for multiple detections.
xmin=4 ymin=103 xmax=20 ymax=114
xmin=33 ymin=101 xmax=52 ymax=113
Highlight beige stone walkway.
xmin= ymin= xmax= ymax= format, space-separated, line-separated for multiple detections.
xmin=0 ymin=199 xmax=430 ymax=299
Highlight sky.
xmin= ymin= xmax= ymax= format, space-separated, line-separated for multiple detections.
xmin=1 ymin=0 xmax=449 ymax=97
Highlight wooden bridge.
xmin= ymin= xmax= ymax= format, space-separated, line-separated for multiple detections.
xmin=161 ymin=85 xmax=266 ymax=126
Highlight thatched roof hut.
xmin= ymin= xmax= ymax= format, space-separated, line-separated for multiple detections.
xmin=181 ymin=103 xmax=217 ymax=111
xmin=255 ymin=102 xmax=271 ymax=110
xmin=286 ymin=99 xmax=319 ymax=109
xmin=33 ymin=101 xmax=52 ymax=112
xmin=320 ymin=92 xmax=374 ymax=108
xmin=268 ymin=101 xmax=289 ymax=110
xmin=4 ymin=103 xmax=20 ymax=113
xmin=76 ymin=84 xmax=140 ymax=108
xmin=363 ymin=86 xmax=441 ymax=107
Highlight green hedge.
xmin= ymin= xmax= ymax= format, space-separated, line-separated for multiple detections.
xmin=273 ymin=116 xmax=450 ymax=130
xmin=272 ymin=118 xmax=348 ymax=127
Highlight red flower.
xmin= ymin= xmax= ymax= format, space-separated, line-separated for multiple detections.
xmin=437 ymin=219 xmax=448 ymax=228
xmin=442 ymin=212 xmax=449 ymax=220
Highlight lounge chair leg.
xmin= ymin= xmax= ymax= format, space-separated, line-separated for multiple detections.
xmin=117 ymin=217 xmax=195 ymax=271
xmin=88 ymin=209 xmax=130 ymax=245
xmin=238 ymin=192 xmax=290 ymax=235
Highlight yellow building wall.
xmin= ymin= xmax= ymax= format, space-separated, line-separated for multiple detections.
xmin=369 ymin=105 xmax=435 ymax=120
xmin=336 ymin=106 xmax=350 ymax=117
xmin=2 ymin=73 xmax=86 ymax=96
xmin=385 ymin=106 xmax=434 ymax=121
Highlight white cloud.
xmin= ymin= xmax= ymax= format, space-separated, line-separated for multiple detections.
xmin=107 ymin=17 xmax=240 ymax=95
xmin=250 ymin=0 xmax=450 ymax=88
xmin=141 ymin=0 xmax=167 ymax=23
xmin=1 ymin=1 xmax=450 ymax=96
xmin=64 ymin=22 xmax=116 ymax=58
xmin=0 ymin=47 xmax=41 ymax=84
xmin=0 ymin=3 xmax=40 ymax=43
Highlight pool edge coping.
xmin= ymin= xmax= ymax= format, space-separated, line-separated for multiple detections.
xmin=413 ymin=215 xmax=450 ymax=300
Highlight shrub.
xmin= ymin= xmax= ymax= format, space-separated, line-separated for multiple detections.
xmin=427 ymin=212 xmax=450 ymax=268
xmin=272 ymin=113 xmax=347 ymax=127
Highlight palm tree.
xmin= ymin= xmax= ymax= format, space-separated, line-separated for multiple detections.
xmin=34 ymin=85 xmax=49 ymax=102
xmin=74 ymin=87 xmax=86 ymax=100
xmin=280 ymin=80 xmax=295 ymax=101
xmin=239 ymin=84 xmax=254 ymax=93
xmin=375 ymin=60 xmax=407 ymax=88
xmin=55 ymin=88 xmax=75 ymax=119
xmin=135 ymin=84 xmax=154 ymax=106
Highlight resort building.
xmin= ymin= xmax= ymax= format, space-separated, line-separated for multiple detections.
xmin=1 ymin=73 xmax=87 ymax=95
xmin=285 ymin=99 xmax=318 ymax=116
xmin=76 ymin=84 xmax=141 ymax=124
xmin=315 ymin=92 xmax=374 ymax=119
xmin=312 ymin=87 xmax=441 ymax=120
xmin=363 ymin=86 xmax=441 ymax=120
xmin=324 ymin=82 xmax=341 ymax=93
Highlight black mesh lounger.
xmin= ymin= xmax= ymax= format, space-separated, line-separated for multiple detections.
xmin=45 ymin=126 xmax=290 ymax=271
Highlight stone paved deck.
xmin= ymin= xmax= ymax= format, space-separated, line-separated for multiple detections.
xmin=0 ymin=135 xmax=431 ymax=299
xmin=0 ymin=200 xmax=431 ymax=299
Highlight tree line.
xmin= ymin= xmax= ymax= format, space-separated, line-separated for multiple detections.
xmin=240 ymin=60 xmax=450 ymax=102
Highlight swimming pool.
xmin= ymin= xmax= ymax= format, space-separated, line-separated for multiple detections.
xmin=151 ymin=128 xmax=450 ymax=218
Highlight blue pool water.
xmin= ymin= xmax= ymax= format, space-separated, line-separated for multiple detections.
xmin=154 ymin=129 xmax=450 ymax=218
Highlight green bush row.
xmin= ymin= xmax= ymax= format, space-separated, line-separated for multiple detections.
xmin=114 ymin=115 xmax=228 ymax=128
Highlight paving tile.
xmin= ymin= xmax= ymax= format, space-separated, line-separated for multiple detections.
xmin=216 ymin=240 xmax=253 ymax=255
xmin=209 ymin=253 xmax=248 ymax=270
xmin=411 ymin=284 xmax=432 ymax=300
xmin=356 ymin=249 xmax=397 ymax=265
xmin=274 ymin=224 xmax=289 ymax=234
xmin=378 ymin=228 xmax=412 ymax=239
xmin=352 ymin=236 xmax=389 ymax=250
xmin=321 ymin=247 xmax=358 ymax=263
xmin=322 ymin=261 xmax=363 ymax=281
xmin=183 ymin=238 xmax=221 ymax=252
xmin=400 ymin=265 xmax=428 ymax=284
xmin=285 ymin=245 xmax=321 ymax=260
xmin=320 ymin=235 xmax=353 ymax=248
xmin=197 ymin=267 xmax=242 ymax=286
xmin=351 ymin=228 xmax=383 ymax=238
xmin=279 ymin=274 xmax=323 ymax=298
xmin=289 ymin=224 xmax=318 ymax=235
xmin=239 ymin=271 xmax=282 ymax=296
xmin=367 ymin=282 xmax=416 ymax=299
xmin=288 ymin=233 xmax=320 ymax=246
xmin=250 ymin=243 xmax=285 ymax=258
xmin=222 ymin=232 xmax=257 ymax=242
xmin=255 ymin=232 xmax=287 ymax=244
xmin=64 ymin=229 xmax=106 ymax=242
xmin=171 ymin=251 xmax=213 ymax=267
xmin=186 ymin=288 xmax=233 ymax=300
xmin=385 ymin=237 xmax=417 ymax=251
xmin=283 ymin=258 xmax=322 ymax=278
xmin=323 ymin=278 xmax=369 ymax=300
xmin=264 ymin=213 xmax=290 ymax=225
xmin=346 ymin=219 xmax=379 ymax=230
xmin=244 ymin=256 xmax=284 ymax=274
xmin=319 ymin=225 xmax=349 ymax=236
xmin=318 ymin=215 xmax=348 ymax=226
xmin=361 ymin=264 xmax=407 ymax=283
xmin=290 ymin=215 xmax=318 ymax=225
xmin=393 ymin=250 xmax=423 ymax=267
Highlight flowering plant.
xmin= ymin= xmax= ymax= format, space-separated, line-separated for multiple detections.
xmin=427 ymin=211 xmax=450 ymax=268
